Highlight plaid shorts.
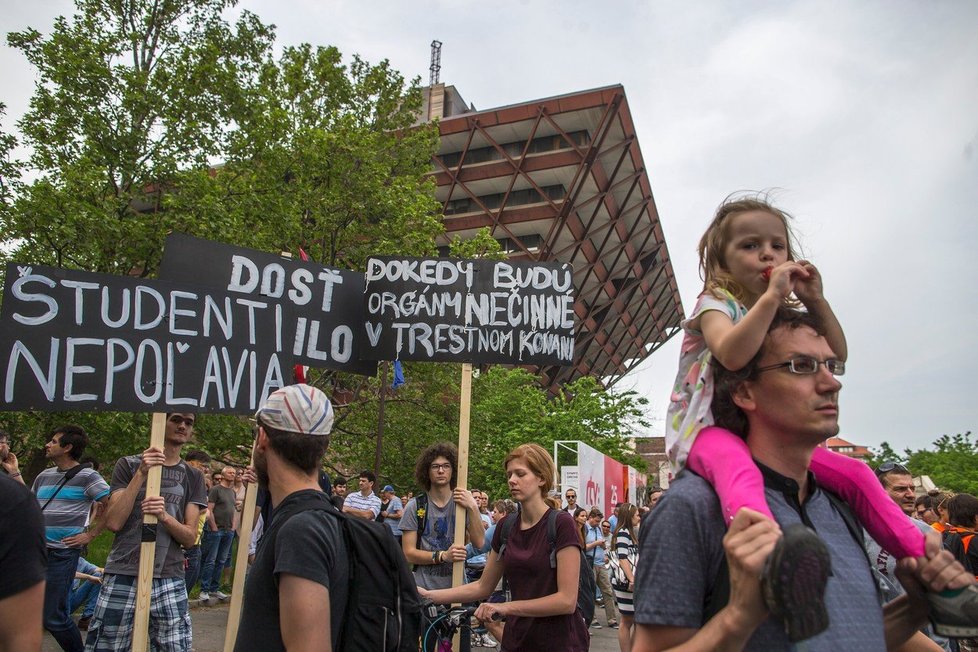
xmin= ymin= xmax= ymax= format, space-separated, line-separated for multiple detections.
xmin=84 ymin=574 xmax=192 ymax=652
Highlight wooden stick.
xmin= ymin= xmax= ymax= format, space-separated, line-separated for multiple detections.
xmin=452 ymin=363 xmax=473 ymax=650
xmin=132 ymin=412 xmax=167 ymax=652
xmin=223 ymin=443 xmax=259 ymax=652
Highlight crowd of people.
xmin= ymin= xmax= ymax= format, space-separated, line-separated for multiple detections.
xmin=3 ymin=193 xmax=978 ymax=651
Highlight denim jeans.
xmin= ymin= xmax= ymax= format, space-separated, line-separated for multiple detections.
xmin=69 ymin=571 xmax=102 ymax=619
xmin=199 ymin=528 xmax=234 ymax=592
xmin=44 ymin=546 xmax=84 ymax=652
xmin=183 ymin=545 xmax=201 ymax=594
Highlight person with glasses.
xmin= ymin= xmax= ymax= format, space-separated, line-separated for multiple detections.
xmin=869 ymin=462 xmax=953 ymax=649
xmin=563 ymin=488 xmax=585 ymax=519
xmin=659 ymin=194 xmax=970 ymax=640
xmin=635 ymin=308 xmax=978 ymax=650
xmin=398 ymin=442 xmax=484 ymax=595
xmin=84 ymin=413 xmax=207 ymax=652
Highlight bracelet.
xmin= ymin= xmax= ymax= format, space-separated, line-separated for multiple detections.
xmin=11 ymin=472 xmax=21 ymax=478
xmin=432 ymin=549 xmax=440 ymax=564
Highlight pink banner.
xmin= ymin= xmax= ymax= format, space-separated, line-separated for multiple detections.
xmin=603 ymin=456 xmax=625 ymax=517
xmin=578 ymin=443 xmax=604 ymax=512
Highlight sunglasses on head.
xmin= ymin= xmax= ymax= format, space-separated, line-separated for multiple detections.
xmin=875 ymin=461 xmax=909 ymax=476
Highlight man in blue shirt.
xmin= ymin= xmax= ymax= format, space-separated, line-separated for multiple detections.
xmin=633 ymin=309 xmax=976 ymax=651
xmin=584 ymin=507 xmax=619 ymax=628
xmin=31 ymin=425 xmax=110 ymax=652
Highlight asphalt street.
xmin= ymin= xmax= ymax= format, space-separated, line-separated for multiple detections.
xmin=44 ymin=601 xmax=624 ymax=651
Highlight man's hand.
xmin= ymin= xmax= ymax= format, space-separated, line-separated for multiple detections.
xmin=453 ymin=488 xmax=478 ymax=512
xmin=240 ymin=467 xmax=258 ymax=485
xmin=138 ymin=447 xmax=166 ymax=475
xmin=723 ymin=508 xmax=780 ymax=629
xmin=896 ymin=530 xmax=975 ymax=599
xmin=141 ymin=495 xmax=168 ymax=520
xmin=445 ymin=544 xmax=468 ymax=563
xmin=1 ymin=450 xmax=20 ymax=475
xmin=61 ymin=531 xmax=95 ymax=547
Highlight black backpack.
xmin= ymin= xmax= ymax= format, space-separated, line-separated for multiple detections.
xmin=262 ymin=492 xmax=422 ymax=651
xmin=497 ymin=507 xmax=597 ymax=625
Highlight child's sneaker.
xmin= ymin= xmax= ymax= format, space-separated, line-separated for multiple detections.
xmin=761 ymin=523 xmax=832 ymax=642
xmin=928 ymin=584 xmax=978 ymax=638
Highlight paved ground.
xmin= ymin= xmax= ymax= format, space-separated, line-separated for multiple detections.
xmin=45 ymin=601 xmax=624 ymax=651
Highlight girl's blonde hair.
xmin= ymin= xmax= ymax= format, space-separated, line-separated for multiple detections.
xmin=504 ymin=443 xmax=556 ymax=498
xmin=698 ymin=192 xmax=800 ymax=304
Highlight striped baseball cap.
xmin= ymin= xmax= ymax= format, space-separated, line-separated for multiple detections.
xmin=256 ymin=384 xmax=334 ymax=436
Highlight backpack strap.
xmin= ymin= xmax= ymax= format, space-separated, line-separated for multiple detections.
xmin=40 ymin=463 xmax=89 ymax=511
xmin=497 ymin=510 xmax=519 ymax=559
xmin=546 ymin=508 xmax=559 ymax=569
xmin=413 ymin=493 xmax=429 ymax=550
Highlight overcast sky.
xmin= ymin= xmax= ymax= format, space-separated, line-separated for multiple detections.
xmin=2 ymin=1 xmax=976 ymax=454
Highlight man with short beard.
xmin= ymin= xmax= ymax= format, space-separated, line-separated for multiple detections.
xmin=86 ymin=414 xmax=206 ymax=652
xmin=32 ymin=425 xmax=110 ymax=652
xmin=234 ymin=385 xmax=346 ymax=652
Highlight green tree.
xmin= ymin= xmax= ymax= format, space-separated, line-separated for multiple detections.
xmin=870 ymin=433 xmax=978 ymax=495
xmin=0 ymin=0 xmax=442 ymax=479
xmin=328 ymin=364 xmax=649 ymax=500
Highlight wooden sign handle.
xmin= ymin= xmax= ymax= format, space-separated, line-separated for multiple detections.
xmin=132 ymin=412 xmax=167 ymax=652
xmin=223 ymin=442 xmax=259 ymax=652
xmin=451 ymin=363 xmax=473 ymax=650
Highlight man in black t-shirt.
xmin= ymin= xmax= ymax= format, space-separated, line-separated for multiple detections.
xmin=235 ymin=385 xmax=347 ymax=652
xmin=0 ymin=473 xmax=46 ymax=650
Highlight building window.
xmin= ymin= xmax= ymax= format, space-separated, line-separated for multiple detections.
xmin=439 ymin=130 xmax=590 ymax=169
xmin=444 ymin=184 xmax=566 ymax=216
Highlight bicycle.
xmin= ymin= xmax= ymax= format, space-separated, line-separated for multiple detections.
xmin=422 ymin=601 xmax=501 ymax=651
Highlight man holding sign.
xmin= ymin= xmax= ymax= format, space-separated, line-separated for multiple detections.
xmin=84 ymin=413 xmax=206 ymax=652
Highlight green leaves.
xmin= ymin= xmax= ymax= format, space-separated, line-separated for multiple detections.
xmin=870 ymin=432 xmax=978 ymax=495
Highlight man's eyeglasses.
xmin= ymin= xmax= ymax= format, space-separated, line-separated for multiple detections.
xmin=757 ymin=356 xmax=845 ymax=376
xmin=430 ymin=463 xmax=452 ymax=472
xmin=566 ymin=494 xmax=576 ymax=499
xmin=876 ymin=461 xmax=910 ymax=476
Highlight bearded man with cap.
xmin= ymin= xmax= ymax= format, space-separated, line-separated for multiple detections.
xmin=234 ymin=384 xmax=348 ymax=652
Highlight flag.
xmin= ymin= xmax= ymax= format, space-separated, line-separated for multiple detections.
xmin=391 ymin=360 xmax=405 ymax=390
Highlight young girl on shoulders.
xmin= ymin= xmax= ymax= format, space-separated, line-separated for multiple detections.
xmin=667 ymin=193 xmax=976 ymax=641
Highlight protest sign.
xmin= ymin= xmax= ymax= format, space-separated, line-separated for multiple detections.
xmin=0 ymin=262 xmax=292 ymax=413
xmin=159 ymin=232 xmax=377 ymax=375
xmin=363 ymin=257 xmax=576 ymax=365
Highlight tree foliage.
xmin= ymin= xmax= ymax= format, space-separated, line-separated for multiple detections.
xmin=0 ymin=0 xmax=441 ymax=479
xmin=869 ymin=432 xmax=978 ymax=495
xmin=326 ymin=365 xmax=649 ymax=499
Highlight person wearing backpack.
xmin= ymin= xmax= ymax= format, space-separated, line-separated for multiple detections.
xmin=420 ymin=443 xmax=590 ymax=651
xmin=399 ymin=442 xmax=485 ymax=591
xmin=234 ymin=384 xmax=348 ymax=651
xmin=947 ymin=494 xmax=978 ymax=578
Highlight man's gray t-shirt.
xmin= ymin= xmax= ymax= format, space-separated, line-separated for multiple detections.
xmin=209 ymin=484 xmax=237 ymax=529
xmin=635 ymin=469 xmax=886 ymax=651
xmin=866 ymin=519 xmax=951 ymax=650
xmin=400 ymin=495 xmax=468 ymax=589
xmin=104 ymin=456 xmax=207 ymax=578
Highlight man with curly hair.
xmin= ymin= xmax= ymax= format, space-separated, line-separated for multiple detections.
xmin=398 ymin=442 xmax=484 ymax=590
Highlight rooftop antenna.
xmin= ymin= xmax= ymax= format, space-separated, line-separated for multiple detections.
xmin=430 ymin=40 xmax=442 ymax=86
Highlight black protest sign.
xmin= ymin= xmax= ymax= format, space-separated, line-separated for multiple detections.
xmin=0 ymin=263 xmax=293 ymax=413
xmin=363 ymin=257 xmax=576 ymax=365
xmin=159 ymin=232 xmax=377 ymax=376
